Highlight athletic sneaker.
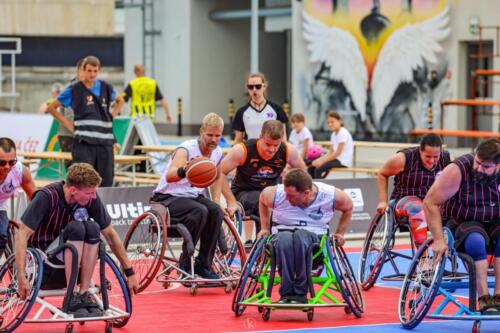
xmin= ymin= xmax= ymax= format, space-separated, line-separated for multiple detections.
xmin=194 ymin=264 xmax=220 ymax=279
xmin=478 ymin=294 xmax=499 ymax=314
xmin=179 ymin=262 xmax=192 ymax=276
xmin=288 ymin=295 xmax=308 ymax=304
xmin=80 ymin=291 xmax=103 ymax=316
xmin=493 ymin=294 xmax=500 ymax=307
xmin=67 ymin=292 xmax=89 ymax=318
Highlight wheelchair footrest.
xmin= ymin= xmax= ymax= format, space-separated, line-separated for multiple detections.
xmin=427 ymin=313 xmax=500 ymax=320
xmin=241 ymin=302 xmax=347 ymax=309
xmin=381 ymin=273 xmax=406 ymax=281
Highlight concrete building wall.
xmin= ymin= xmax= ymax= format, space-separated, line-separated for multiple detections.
xmin=190 ymin=0 xmax=250 ymax=126
xmin=0 ymin=0 xmax=115 ymax=36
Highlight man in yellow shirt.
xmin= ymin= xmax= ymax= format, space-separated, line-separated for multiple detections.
xmin=122 ymin=64 xmax=173 ymax=123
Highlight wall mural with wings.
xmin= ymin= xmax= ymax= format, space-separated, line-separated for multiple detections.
xmin=299 ymin=0 xmax=452 ymax=140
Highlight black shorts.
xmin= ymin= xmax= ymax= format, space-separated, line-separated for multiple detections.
xmin=234 ymin=190 xmax=260 ymax=217
xmin=447 ymin=219 xmax=500 ymax=251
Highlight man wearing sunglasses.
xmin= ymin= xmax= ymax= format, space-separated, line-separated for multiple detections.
xmin=0 ymin=137 xmax=36 ymax=259
xmin=232 ymin=73 xmax=288 ymax=144
xmin=424 ymin=138 xmax=500 ymax=313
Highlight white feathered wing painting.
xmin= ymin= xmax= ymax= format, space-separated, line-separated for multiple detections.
xmin=301 ymin=0 xmax=451 ymax=140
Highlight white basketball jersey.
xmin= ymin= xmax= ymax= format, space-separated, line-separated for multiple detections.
xmin=272 ymin=182 xmax=336 ymax=235
xmin=0 ymin=161 xmax=24 ymax=211
xmin=154 ymin=139 xmax=223 ymax=198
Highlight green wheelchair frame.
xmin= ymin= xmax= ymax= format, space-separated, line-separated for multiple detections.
xmin=232 ymin=232 xmax=364 ymax=321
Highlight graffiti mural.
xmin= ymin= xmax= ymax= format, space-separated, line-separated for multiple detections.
xmin=299 ymin=0 xmax=452 ymax=140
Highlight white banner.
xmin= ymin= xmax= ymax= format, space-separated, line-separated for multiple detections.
xmin=0 ymin=112 xmax=53 ymax=153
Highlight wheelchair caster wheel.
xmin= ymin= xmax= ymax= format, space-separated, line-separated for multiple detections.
xmin=224 ymin=283 xmax=232 ymax=294
xmin=344 ymin=306 xmax=352 ymax=314
xmin=190 ymin=285 xmax=198 ymax=296
xmin=162 ymin=281 xmax=171 ymax=289
xmin=472 ymin=320 xmax=480 ymax=333
xmin=105 ymin=322 xmax=113 ymax=333
xmin=235 ymin=305 xmax=245 ymax=317
xmin=65 ymin=323 xmax=74 ymax=333
xmin=79 ymin=321 xmax=85 ymax=326
xmin=262 ymin=308 xmax=271 ymax=321
xmin=307 ymin=309 xmax=314 ymax=321
xmin=257 ymin=306 xmax=263 ymax=313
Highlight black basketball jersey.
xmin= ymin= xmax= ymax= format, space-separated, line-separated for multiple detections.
xmin=443 ymin=154 xmax=500 ymax=222
xmin=231 ymin=139 xmax=288 ymax=193
xmin=391 ymin=147 xmax=451 ymax=201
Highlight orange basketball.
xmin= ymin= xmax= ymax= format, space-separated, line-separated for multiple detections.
xmin=185 ymin=156 xmax=218 ymax=188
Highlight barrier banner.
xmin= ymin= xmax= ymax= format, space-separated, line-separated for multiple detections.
xmin=318 ymin=178 xmax=389 ymax=235
xmin=37 ymin=117 xmax=133 ymax=180
xmin=97 ymin=186 xmax=154 ymax=240
xmin=98 ymin=178 xmax=384 ymax=240
xmin=0 ymin=112 xmax=52 ymax=153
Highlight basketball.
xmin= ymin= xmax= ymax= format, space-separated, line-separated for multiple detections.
xmin=185 ymin=156 xmax=218 ymax=188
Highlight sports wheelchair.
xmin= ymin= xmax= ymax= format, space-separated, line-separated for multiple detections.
xmin=359 ymin=205 xmax=419 ymax=290
xmin=0 ymin=222 xmax=131 ymax=333
xmin=123 ymin=201 xmax=246 ymax=295
xmin=398 ymin=227 xmax=499 ymax=333
xmin=232 ymin=232 xmax=364 ymax=321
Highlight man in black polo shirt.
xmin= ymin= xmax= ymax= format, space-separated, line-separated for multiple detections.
xmin=15 ymin=163 xmax=138 ymax=317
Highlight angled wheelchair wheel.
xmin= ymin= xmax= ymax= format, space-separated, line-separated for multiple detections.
xmin=359 ymin=211 xmax=393 ymax=290
xmin=232 ymin=237 xmax=268 ymax=316
xmin=91 ymin=254 xmax=132 ymax=328
xmin=398 ymin=238 xmax=445 ymax=329
xmin=0 ymin=249 xmax=43 ymax=333
xmin=123 ymin=210 xmax=167 ymax=293
xmin=213 ymin=215 xmax=247 ymax=278
xmin=328 ymin=238 xmax=364 ymax=318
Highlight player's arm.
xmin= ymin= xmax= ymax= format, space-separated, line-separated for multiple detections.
xmin=423 ymin=163 xmax=461 ymax=260
xmin=15 ymin=223 xmax=35 ymax=299
xmin=258 ymin=186 xmax=276 ymax=238
xmin=101 ymin=225 xmax=138 ymax=294
xmin=332 ymin=189 xmax=353 ymax=246
xmin=376 ymin=152 xmax=405 ymax=213
xmin=21 ymin=166 xmax=36 ymax=199
xmin=212 ymin=145 xmax=245 ymax=209
xmin=210 ymin=161 xmax=238 ymax=216
xmin=285 ymin=143 xmax=307 ymax=170
xmin=166 ymin=148 xmax=189 ymax=183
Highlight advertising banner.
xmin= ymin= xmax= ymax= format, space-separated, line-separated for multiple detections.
xmin=319 ymin=178 xmax=379 ymax=235
xmin=0 ymin=112 xmax=52 ymax=153
xmin=97 ymin=178 xmax=385 ymax=240
xmin=97 ymin=186 xmax=154 ymax=239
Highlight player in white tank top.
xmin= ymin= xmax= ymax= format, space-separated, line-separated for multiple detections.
xmin=150 ymin=114 xmax=240 ymax=279
xmin=0 ymin=137 xmax=37 ymax=258
xmin=258 ymin=169 xmax=353 ymax=303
